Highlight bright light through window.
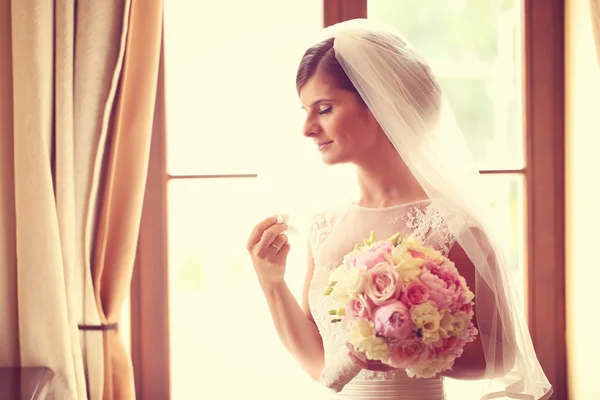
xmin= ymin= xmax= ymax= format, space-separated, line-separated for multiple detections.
xmin=164 ymin=1 xmax=328 ymax=399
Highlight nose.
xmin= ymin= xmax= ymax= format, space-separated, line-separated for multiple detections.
xmin=302 ymin=118 xmax=321 ymax=138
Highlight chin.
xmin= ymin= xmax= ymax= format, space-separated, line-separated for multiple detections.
xmin=320 ymin=155 xmax=343 ymax=166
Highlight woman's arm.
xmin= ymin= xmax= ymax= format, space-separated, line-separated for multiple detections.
xmin=260 ymin=243 xmax=325 ymax=381
xmin=442 ymin=228 xmax=516 ymax=380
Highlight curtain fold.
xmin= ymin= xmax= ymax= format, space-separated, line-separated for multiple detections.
xmin=0 ymin=0 xmax=163 ymax=398
xmin=0 ymin=0 xmax=19 ymax=370
xmin=90 ymin=0 xmax=164 ymax=398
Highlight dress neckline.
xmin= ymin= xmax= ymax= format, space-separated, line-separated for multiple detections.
xmin=348 ymin=198 xmax=432 ymax=211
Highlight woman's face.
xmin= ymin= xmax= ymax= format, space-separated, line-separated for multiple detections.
xmin=299 ymin=71 xmax=386 ymax=166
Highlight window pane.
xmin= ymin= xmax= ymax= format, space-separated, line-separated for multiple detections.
xmin=164 ymin=1 xmax=323 ymax=175
xmin=483 ymin=174 xmax=526 ymax=304
xmin=368 ymin=0 xmax=524 ymax=170
xmin=168 ymin=178 xmax=325 ymax=399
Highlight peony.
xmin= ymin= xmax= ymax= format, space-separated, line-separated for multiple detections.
xmin=347 ymin=318 xmax=390 ymax=362
xmin=364 ymin=262 xmax=402 ymax=306
xmin=346 ymin=294 xmax=373 ymax=321
xmin=419 ymin=270 xmax=453 ymax=310
xmin=401 ymin=281 xmax=430 ymax=306
xmin=389 ymin=339 xmax=430 ymax=369
xmin=352 ymin=241 xmax=394 ymax=270
xmin=373 ymin=301 xmax=413 ymax=341
xmin=426 ymin=259 xmax=474 ymax=309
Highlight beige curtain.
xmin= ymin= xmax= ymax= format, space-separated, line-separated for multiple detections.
xmin=0 ymin=0 xmax=163 ymax=399
xmin=90 ymin=1 xmax=163 ymax=399
xmin=592 ymin=0 xmax=600 ymax=64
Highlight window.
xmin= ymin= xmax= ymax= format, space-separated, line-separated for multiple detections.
xmin=131 ymin=1 xmax=565 ymax=399
xmin=369 ymin=0 xmax=527 ymax=301
xmin=163 ymin=1 xmax=325 ymax=398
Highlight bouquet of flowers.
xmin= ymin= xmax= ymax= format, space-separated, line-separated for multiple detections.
xmin=323 ymin=231 xmax=478 ymax=379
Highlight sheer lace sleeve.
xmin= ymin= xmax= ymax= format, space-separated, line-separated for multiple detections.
xmin=308 ymin=211 xmax=339 ymax=259
xmin=403 ymin=201 xmax=474 ymax=257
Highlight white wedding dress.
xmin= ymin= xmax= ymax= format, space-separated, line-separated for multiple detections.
xmin=308 ymin=199 xmax=465 ymax=400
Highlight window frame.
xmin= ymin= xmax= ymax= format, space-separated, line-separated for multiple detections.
xmin=131 ymin=1 xmax=566 ymax=398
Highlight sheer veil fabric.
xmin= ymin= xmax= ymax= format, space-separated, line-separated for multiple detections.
xmin=308 ymin=19 xmax=552 ymax=399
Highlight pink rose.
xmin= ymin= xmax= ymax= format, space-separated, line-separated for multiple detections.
xmin=389 ymin=339 xmax=430 ymax=369
xmin=346 ymin=294 xmax=373 ymax=321
xmin=373 ymin=301 xmax=413 ymax=341
xmin=364 ymin=263 xmax=402 ymax=305
xmin=419 ymin=270 xmax=453 ymax=310
xmin=428 ymin=259 xmax=457 ymax=278
xmin=401 ymin=281 xmax=430 ymax=306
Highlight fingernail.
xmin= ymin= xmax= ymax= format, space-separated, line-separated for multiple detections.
xmin=276 ymin=215 xmax=283 ymax=224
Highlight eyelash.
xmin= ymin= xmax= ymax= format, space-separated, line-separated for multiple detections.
xmin=319 ymin=106 xmax=333 ymax=115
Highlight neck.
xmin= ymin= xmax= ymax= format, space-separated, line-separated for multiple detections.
xmin=354 ymin=149 xmax=427 ymax=208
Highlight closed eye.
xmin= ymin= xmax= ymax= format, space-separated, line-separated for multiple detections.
xmin=319 ymin=105 xmax=333 ymax=115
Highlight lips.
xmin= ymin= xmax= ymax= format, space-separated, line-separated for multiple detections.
xmin=317 ymin=140 xmax=333 ymax=150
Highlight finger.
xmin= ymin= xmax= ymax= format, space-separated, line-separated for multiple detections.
xmin=349 ymin=346 xmax=367 ymax=363
xmin=271 ymin=233 xmax=289 ymax=249
xmin=264 ymin=235 xmax=290 ymax=263
xmin=348 ymin=352 xmax=368 ymax=369
xmin=276 ymin=241 xmax=291 ymax=260
xmin=246 ymin=215 xmax=283 ymax=249
xmin=256 ymin=224 xmax=288 ymax=255
xmin=367 ymin=362 xmax=393 ymax=372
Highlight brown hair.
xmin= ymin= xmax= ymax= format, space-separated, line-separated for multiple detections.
xmin=295 ymin=36 xmax=442 ymax=125
xmin=295 ymin=38 xmax=359 ymax=96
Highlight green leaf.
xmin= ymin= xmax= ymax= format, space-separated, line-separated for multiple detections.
xmin=388 ymin=232 xmax=402 ymax=246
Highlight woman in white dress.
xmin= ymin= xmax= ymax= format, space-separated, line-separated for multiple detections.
xmin=246 ymin=19 xmax=552 ymax=399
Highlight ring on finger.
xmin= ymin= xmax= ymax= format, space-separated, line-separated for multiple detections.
xmin=270 ymin=234 xmax=287 ymax=252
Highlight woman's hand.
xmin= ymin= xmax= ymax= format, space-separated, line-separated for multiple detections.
xmin=346 ymin=343 xmax=395 ymax=372
xmin=246 ymin=215 xmax=291 ymax=287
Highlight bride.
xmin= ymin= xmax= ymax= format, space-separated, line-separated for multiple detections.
xmin=246 ymin=19 xmax=552 ymax=399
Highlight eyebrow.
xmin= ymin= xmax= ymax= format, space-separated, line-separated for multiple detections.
xmin=301 ymin=98 xmax=335 ymax=110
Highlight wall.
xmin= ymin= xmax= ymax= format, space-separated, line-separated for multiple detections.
xmin=565 ymin=1 xmax=600 ymax=399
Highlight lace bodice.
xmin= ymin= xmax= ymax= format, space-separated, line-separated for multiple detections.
xmin=308 ymin=199 xmax=466 ymax=398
